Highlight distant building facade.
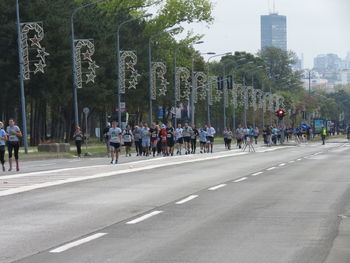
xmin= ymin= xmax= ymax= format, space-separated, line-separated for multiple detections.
xmin=261 ymin=13 xmax=287 ymax=51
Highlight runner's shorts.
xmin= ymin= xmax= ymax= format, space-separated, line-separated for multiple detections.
xmin=110 ymin=142 xmax=120 ymax=151
xmin=183 ymin=136 xmax=191 ymax=143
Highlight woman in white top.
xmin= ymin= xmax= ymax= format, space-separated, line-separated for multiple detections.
xmin=6 ymin=119 xmax=22 ymax=171
xmin=0 ymin=122 xmax=7 ymax=172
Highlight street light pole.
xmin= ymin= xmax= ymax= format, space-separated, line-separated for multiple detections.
xmin=16 ymin=0 xmax=28 ymax=154
xmin=116 ymin=14 xmax=152 ymax=124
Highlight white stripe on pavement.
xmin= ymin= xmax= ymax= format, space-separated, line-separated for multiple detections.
xmin=288 ymin=161 xmax=295 ymax=163
xmin=176 ymin=195 xmax=199 ymax=205
xmin=208 ymin=184 xmax=226 ymax=191
xmin=267 ymin=167 xmax=276 ymax=171
xmin=279 ymin=163 xmax=286 ymax=167
xmin=252 ymin=172 xmax=263 ymax=176
xmin=233 ymin=177 xmax=248 ymax=183
xmin=50 ymin=233 xmax=107 ymax=253
xmin=126 ymin=211 xmax=163 ymax=224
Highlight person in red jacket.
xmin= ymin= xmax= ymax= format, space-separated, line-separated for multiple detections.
xmin=159 ymin=124 xmax=168 ymax=156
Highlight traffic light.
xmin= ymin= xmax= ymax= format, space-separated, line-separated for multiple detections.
xmin=276 ymin=109 xmax=286 ymax=120
xmin=227 ymin=75 xmax=233 ymax=89
xmin=217 ymin=76 xmax=224 ymax=90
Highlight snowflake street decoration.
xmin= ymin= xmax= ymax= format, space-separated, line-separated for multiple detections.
xmin=74 ymin=39 xmax=98 ymax=88
xmin=255 ymin=89 xmax=264 ymax=109
xmin=213 ymin=89 xmax=222 ymax=103
xmin=272 ymin=94 xmax=284 ymax=111
xmin=193 ymin=72 xmax=207 ymax=103
xmin=263 ymin=92 xmax=273 ymax=113
xmin=175 ymin=67 xmax=191 ymax=102
xmin=21 ymin=22 xmax=49 ymax=80
xmin=151 ymin=62 xmax=168 ymax=100
xmin=120 ymin=51 xmax=140 ymax=93
xmin=208 ymin=76 xmax=217 ymax=106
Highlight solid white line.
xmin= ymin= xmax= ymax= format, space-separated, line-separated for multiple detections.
xmin=176 ymin=195 xmax=199 ymax=205
xmin=252 ymin=172 xmax=263 ymax=176
xmin=288 ymin=161 xmax=295 ymax=163
xmin=267 ymin=167 xmax=276 ymax=171
xmin=126 ymin=211 xmax=163 ymax=224
xmin=279 ymin=163 xmax=286 ymax=167
xmin=50 ymin=233 xmax=107 ymax=253
xmin=233 ymin=177 xmax=248 ymax=183
xmin=208 ymin=184 xmax=226 ymax=191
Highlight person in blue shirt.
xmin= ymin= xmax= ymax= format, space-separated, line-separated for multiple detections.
xmin=6 ymin=119 xmax=22 ymax=171
xmin=0 ymin=121 xmax=7 ymax=172
xmin=199 ymin=128 xmax=207 ymax=153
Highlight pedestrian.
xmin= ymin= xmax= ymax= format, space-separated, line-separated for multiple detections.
xmin=235 ymin=125 xmax=244 ymax=149
xmin=141 ymin=122 xmax=151 ymax=156
xmin=224 ymin=127 xmax=233 ymax=150
xmin=103 ymin=122 xmax=111 ymax=157
xmin=190 ymin=124 xmax=199 ymax=154
xmin=321 ymin=126 xmax=327 ymax=145
xmin=0 ymin=122 xmax=7 ymax=172
xmin=108 ymin=120 xmax=122 ymax=164
xmin=166 ymin=122 xmax=175 ymax=156
xmin=199 ymin=128 xmax=207 ymax=153
xmin=253 ymin=127 xmax=259 ymax=144
xmin=159 ymin=124 xmax=168 ymax=156
xmin=6 ymin=119 xmax=22 ymax=171
xmin=182 ymin=123 xmax=192 ymax=155
xmin=150 ymin=123 xmax=159 ymax=157
xmin=206 ymin=124 xmax=216 ymax=153
xmin=133 ymin=125 xmax=142 ymax=156
xmin=122 ymin=125 xmax=133 ymax=157
xmin=175 ymin=123 xmax=183 ymax=155
xmin=73 ymin=126 xmax=84 ymax=158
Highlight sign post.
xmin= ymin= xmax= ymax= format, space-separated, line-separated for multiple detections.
xmin=83 ymin=107 xmax=89 ymax=154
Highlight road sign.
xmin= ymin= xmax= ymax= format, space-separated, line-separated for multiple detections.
xmin=83 ymin=107 xmax=90 ymax=115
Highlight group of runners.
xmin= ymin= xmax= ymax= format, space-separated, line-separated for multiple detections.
xmin=100 ymin=121 xmax=217 ymax=164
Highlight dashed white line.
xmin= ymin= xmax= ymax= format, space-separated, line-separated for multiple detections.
xmin=176 ymin=195 xmax=199 ymax=205
xmin=297 ymin=158 xmax=302 ymax=161
xmin=126 ymin=211 xmax=163 ymax=225
xmin=267 ymin=167 xmax=276 ymax=171
xmin=252 ymin=172 xmax=263 ymax=176
xmin=50 ymin=233 xmax=107 ymax=253
xmin=279 ymin=163 xmax=286 ymax=167
xmin=288 ymin=161 xmax=295 ymax=163
xmin=234 ymin=177 xmax=248 ymax=183
xmin=208 ymin=184 xmax=226 ymax=191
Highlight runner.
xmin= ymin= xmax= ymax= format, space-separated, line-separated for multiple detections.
xmin=166 ymin=122 xmax=175 ymax=156
xmin=206 ymin=124 xmax=216 ymax=153
xmin=223 ymin=127 xmax=228 ymax=149
xmin=175 ymin=124 xmax=183 ymax=155
xmin=141 ymin=122 xmax=151 ymax=156
xmin=235 ymin=125 xmax=244 ymax=149
xmin=133 ymin=125 xmax=142 ymax=156
xmin=182 ymin=123 xmax=192 ymax=155
xmin=253 ymin=126 xmax=259 ymax=144
xmin=190 ymin=124 xmax=199 ymax=154
xmin=6 ymin=119 xmax=22 ymax=171
xmin=73 ymin=126 xmax=84 ymax=158
xmin=108 ymin=120 xmax=122 ymax=164
xmin=122 ymin=125 xmax=133 ymax=157
xmin=150 ymin=123 xmax=159 ymax=157
xmin=102 ymin=122 xmax=111 ymax=157
xmin=159 ymin=124 xmax=168 ymax=156
xmin=0 ymin=122 xmax=7 ymax=172
xmin=243 ymin=126 xmax=249 ymax=144
xmin=321 ymin=125 xmax=327 ymax=145
xmin=226 ymin=127 xmax=233 ymax=150
xmin=199 ymin=127 xmax=207 ymax=153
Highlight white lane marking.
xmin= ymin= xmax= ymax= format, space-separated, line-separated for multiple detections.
xmin=252 ymin=172 xmax=263 ymax=176
xmin=208 ymin=184 xmax=226 ymax=191
xmin=279 ymin=163 xmax=286 ymax=167
xmin=234 ymin=177 xmax=248 ymax=183
xmin=50 ymin=233 xmax=107 ymax=253
xmin=126 ymin=211 xmax=163 ymax=224
xmin=0 ymin=152 xmax=249 ymax=197
xmin=288 ymin=161 xmax=295 ymax=163
xmin=267 ymin=167 xmax=276 ymax=171
xmin=176 ymin=195 xmax=199 ymax=205
xmin=297 ymin=158 xmax=302 ymax=161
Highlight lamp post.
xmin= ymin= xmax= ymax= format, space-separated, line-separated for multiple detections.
xmin=116 ymin=13 xmax=152 ymax=124
xmin=148 ymin=27 xmax=180 ymax=124
xmin=71 ymin=0 xmax=107 ymax=128
xmin=206 ymin=52 xmax=232 ymax=125
xmin=15 ymin=0 xmax=28 ymax=154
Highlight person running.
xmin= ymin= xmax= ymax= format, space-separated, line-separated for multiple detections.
xmin=159 ymin=124 xmax=168 ymax=156
xmin=175 ymin=124 xmax=183 ymax=155
xmin=122 ymin=125 xmax=133 ymax=157
xmin=190 ymin=124 xmax=199 ymax=154
xmin=108 ymin=120 xmax=122 ymax=164
xmin=253 ymin=127 xmax=259 ymax=144
xmin=321 ymin=126 xmax=327 ymax=145
xmin=206 ymin=124 xmax=216 ymax=153
xmin=6 ymin=119 xmax=22 ymax=171
xmin=150 ymin=123 xmax=159 ymax=157
xmin=141 ymin=122 xmax=151 ymax=156
xmin=0 ymin=122 xmax=7 ymax=172
xmin=73 ymin=126 xmax=84 ymax=158
xmin=166 ymin=122 xmax=175 ymax=156
xmin=243 ymin=126 xmax=249 ymax=144
xmin=182 ymin=123 xmax=192 ymax=155
xmin=133 ymin=125 xmax=142 ymax=156
xmin=103 ymin=122 xmax=111 ymax=157
xmin=235 ymin=125 xmax=244 ymax=149
xmin=199 ymin=128 xmax=207 ymax=153
xmin=224 ymin=127 xmax=233 ymax=150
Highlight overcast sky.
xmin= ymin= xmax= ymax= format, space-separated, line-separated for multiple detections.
xmin=177 ymin=0 xmax=350 ymax=68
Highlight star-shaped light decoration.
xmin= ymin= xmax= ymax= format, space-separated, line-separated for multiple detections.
xmin=128 ymin=78 xmax=138 ymax=89
xmin=36 ymin=48 xmax=49 ymax=63
xmin=88 ymin=61 xmax=100 ymax=73
xmin=85 ymin=72 xmax=96 ymax=84
xmin=126 ymin=61 xmax=135 ymax=70
xmin=82 ymin=51 xmax=93 ymax=62
xmin=29 ymin=34 xmax=42 ymax=48
xmin=34 ymin=60 xmax=46 ymax=74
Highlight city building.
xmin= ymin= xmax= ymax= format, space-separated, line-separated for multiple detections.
xmin=313 ymin=54 xmax=341 ymax=72
xmin=261 ymin=13 xmax=287 ymax=51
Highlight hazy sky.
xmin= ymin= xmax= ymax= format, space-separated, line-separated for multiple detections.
xmin=177 ymin=0 xmax=350 ymax=68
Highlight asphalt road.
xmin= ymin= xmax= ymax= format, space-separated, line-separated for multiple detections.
xmin=1 ymin=141 xmax=349 ymax=263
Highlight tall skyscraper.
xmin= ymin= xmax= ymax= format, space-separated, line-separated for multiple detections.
xmin=261 ymin=13 xmax=287 ymax=51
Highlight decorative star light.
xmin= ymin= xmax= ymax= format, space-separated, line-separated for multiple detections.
xmin=29 ymin=34 xmax=42 ymax=48
xmin=74 ymin=39 xmax=97 ymax=88
xmin=85 ymin=72 xmax=96 ymax=84
xmin=151 ymin=62 xmax=168 ymax=100
xmin=120 ymin=51 xmax=139 ymax=93
xmin=82 ymin=51 xmax=93 ymax=62
xmin=88 ymin=61 xmax=100 ymax=73
xmin=34 ymin=60 xmax=46 ymax=74
xmin=175 ymin=67 xmax=191 ymax=102
xmin=193 ymin=72 xmax=207 ymax=103
xmin=36 ymin=48 xmax=50 ymax=63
